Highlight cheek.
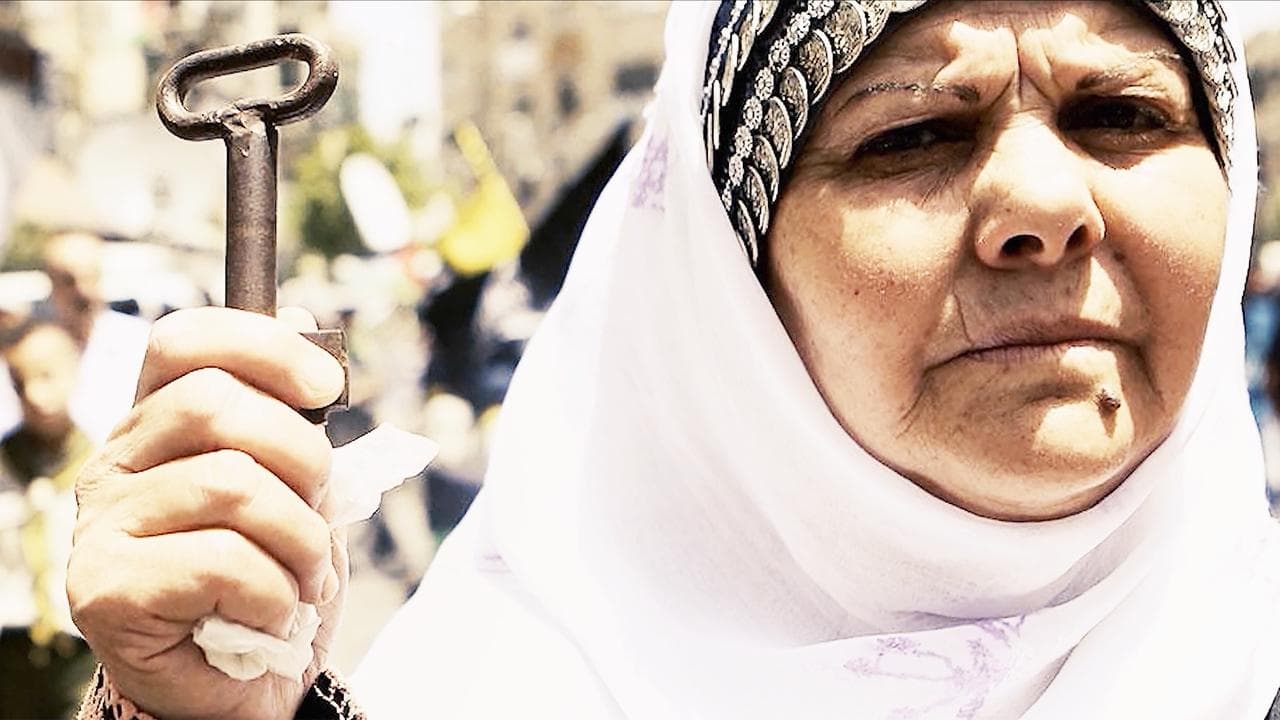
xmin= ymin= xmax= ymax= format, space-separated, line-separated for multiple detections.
xmin=769 ymin=181 xmax=966 ymax=419
xmin=1099 ymin=153 xmax=1226 ymax=397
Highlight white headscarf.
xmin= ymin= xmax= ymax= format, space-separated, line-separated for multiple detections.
xmin=354 ymin=2 xmax=1280 ymax=717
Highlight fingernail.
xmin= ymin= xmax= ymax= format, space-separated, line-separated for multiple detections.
xmin=303 ymin=349 xmax=344 ymax=405
xmin=320 ymin=567 xmax=339 ymax=605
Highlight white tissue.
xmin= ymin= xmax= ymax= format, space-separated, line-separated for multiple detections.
xmin=193 ymin=603 xmax=321 ymax=681
xmin=325 ymin=424 xmax=442 ymax=526
xmin=192 ymin=423 xmax=439 ymax=681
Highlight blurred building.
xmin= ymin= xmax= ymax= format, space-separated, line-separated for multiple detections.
xmin=1 ymin=1 xmax=349 ymax=305
xmin=0 ymin=1 xmax=666 ymax=254
xmin=17 ymin=1 xmax=303 ymax=154
xmin=0 ymin=6 xmax=45 ymax=252
xmin=438 ymin=1 xmax=666 ymax=215
xmin=0 ymin=1 xmax=306 ymax=295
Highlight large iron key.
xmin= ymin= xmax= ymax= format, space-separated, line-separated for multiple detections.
xmin=156 ymin=34 xmax=348 ymax=423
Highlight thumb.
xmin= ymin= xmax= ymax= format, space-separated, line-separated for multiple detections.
xmin=277 ymin=306 xmax=321 ymax=334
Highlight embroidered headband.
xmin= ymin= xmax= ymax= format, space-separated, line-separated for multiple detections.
xmin=702 ymin=0 xmax=1238 ymax=266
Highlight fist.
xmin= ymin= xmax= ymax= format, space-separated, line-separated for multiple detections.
xmin=67 ymin=307 xmax=348 ymax=720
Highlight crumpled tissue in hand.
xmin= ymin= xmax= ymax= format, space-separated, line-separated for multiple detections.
xmin=191 ymin=423 xmax=439 ymax=681
xmin=193 ymin=603 xmax=321 ymax=681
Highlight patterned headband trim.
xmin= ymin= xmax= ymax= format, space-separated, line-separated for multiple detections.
xmin=701 ymin=0 xmax=1237 ymax=266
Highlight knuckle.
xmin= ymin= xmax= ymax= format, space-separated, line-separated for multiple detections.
xmin=186 ymin=365 xmax=239 ymax=396
xmin=212 ymin=447 xmax=263 ymax=481
xmin=73 ymin=457 xmax=108 ymax=507
xmin=66 ymin=575 xmax=107 ymax=634
xmin=173 ymin=368 xmax=240 ymax=427
xmin=194 ymin=450 xmax=261 ymax=514
xmin=198 ymin=530 xmax=298 ymax=613
xmin=261 ymin=416 xmax=332 ymax=502
xmin=66 ymin=539 xmax=130 ymax=637
xmin=65 ymin=548 xmax=94 ymax=613
xmin=73 ymin=452 xmax=131 ymax=523
xmin=194 ymin=530 xmax=252 ymax=589
xmin=67 ymin=587 xmax=109 ymax=642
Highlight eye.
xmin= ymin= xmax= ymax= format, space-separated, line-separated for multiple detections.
xmin=856 ymin=119 xmax=964 ymax=157
xmin=1060 ymin=97 xmax=1171 ymax=133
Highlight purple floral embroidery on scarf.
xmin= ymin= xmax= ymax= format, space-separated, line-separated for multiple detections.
xmin=629 ymin=132 xmax=668 ymax=211
xmin=843 ymin=617 xmax=1025 ymax=719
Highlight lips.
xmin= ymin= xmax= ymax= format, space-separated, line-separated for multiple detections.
xmin=948 ymin=318 xmax=1129 ymax=365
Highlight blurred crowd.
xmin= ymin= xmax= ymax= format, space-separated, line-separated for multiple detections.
xmin=0 ymin=2 xmax=663 ymax=717
xmin=0 ymin=231 xmax=144 ymax=718
xmin=1247 ymin=246 xmax=1280 ymax=512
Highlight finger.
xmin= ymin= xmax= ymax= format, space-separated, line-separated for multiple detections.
xmin=114 ymin=450 xmax=336 ymax=604
xmin=134 ymin=306 xmax=344 ymax=409
xmin=107 ymin=368 xmax=332 ymax=505
xmin=277 ymin=306 xmax=320 ymax=333
xmin=310 ymin=526 xmax=349 ymax=675
xmin=80 ymin=528 xmax=300 ymax=638
xmin=149 ymin=529 xmax=299 ymax=637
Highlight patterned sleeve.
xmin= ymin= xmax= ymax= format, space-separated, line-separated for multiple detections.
xmin=76 ymin=665 xmax=367 ymax=720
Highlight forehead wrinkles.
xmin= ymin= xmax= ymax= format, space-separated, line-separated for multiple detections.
xmin=893 ymin=0 xmax=1164 ymax=41
xmin=847 ymin=1 xmax=1181 ymax=98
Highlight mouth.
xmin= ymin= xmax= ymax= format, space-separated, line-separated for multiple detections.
xmin=948 ymin=319 xmax=1130 ymax=366
xmin=959 ymin=338 xmax=1122 ymax=364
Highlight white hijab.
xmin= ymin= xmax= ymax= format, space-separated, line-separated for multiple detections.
xmin=355 ymin=3 xmax=1280 ymax=717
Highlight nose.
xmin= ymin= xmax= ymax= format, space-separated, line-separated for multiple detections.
xmin=970 ymin=120 xmax=1104 ymax=270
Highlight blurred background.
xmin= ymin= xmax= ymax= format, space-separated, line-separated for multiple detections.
xmin=0 ymin=3 xmax=667 ymax=713
xmin=0 ymin=1 xmax=1279 ymax=717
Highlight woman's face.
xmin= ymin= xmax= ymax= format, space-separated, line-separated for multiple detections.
xmin=767 ymin=0 xmax=1228 ymax=520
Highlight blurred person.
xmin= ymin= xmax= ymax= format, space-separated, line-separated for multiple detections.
xmin=66 ymin=2 xmax=1280 ymax=719
xmin=0 ymin=271 xmax=57 ymax=439
xmin=420 ymin=391 xmax=485 ymax=540
xmin=42 ymin=231 xmax=109 ymax=347
xmin=1246 ymin=242 xmax=1280 ymax=421
xmin=0 ymin=322 xmax=95 ymax=718
xmin=417 ymin=271 xmax=489 ymax=406
xmin=1249 ymin=243 xmax=1280 ymax=510
xmin=34 ymin=231 xmax=150 ymax=444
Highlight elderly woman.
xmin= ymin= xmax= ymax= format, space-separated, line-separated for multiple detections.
xmin=70 ymin=1 xmax=1280 ymax=718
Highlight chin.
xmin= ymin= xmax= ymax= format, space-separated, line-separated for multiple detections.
xmin=932 ymin=397 xmax=1144 ymax=521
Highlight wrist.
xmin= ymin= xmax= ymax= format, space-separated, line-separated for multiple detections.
xmin=294 ymin=669 xmax=365 ymax=719
xmin=78 ymin=665 xmax=364 ymax=720
xmin=76 ymin=665 xmax=155 ymax=720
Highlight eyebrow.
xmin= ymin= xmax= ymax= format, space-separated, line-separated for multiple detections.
xmin=1075 ymin=49 xmax=1186 ymax=91
xmin=844 ymin=81 xmax=981 ymax=106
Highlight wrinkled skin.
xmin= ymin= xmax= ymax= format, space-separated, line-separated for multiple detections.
xmin=67 ymin=307 xmax=347 ymax=720
xmin=767 ymin=0 xmax=1227 ymax=520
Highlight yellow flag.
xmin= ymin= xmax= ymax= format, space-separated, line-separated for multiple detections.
xmin=436 ymin=122 xmax=530 ymax=276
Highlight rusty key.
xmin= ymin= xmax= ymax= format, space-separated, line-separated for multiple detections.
xmin=156 ymin=34 xmax=348 ymax=423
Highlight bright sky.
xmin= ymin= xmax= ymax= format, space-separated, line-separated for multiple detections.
xmin=1228 ymin=1 xmax=1280 ymax=37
